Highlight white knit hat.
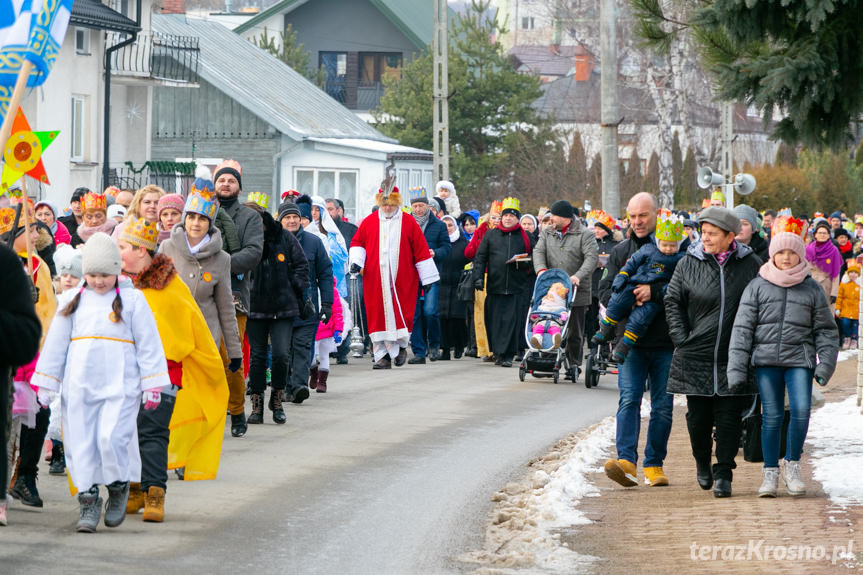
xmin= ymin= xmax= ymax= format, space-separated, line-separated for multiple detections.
xmin=54 ymin=244 xmax=83 ymax=278
xmin=82 ymin=232 xmax=122 ymax=275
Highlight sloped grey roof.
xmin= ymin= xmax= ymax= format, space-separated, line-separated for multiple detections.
xmin=508 ymin=45 xmax=577 ymax=78
xmin=153 ymin=14 xmax=395 ymax=143
xmin=71 ymin=0 xmax=139 ymax=34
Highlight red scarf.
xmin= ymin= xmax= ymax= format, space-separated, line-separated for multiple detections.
xmin=498 ymin=222 xmax=532 ymax=254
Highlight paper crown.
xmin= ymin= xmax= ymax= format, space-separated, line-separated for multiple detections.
xmin=121 ymin=216 xmax=158 ymax=251
xmin=0 ymin=207 xmax=15 ymax=235
xmin=400 ymin=206 xmax=411 ymax=214
xmin=82 ymin=191 xmax=107 ymax=212
xmin=191 ymin=178 xmax=216 ymax=200
xmin=778 ymin=208 xmax=793 ymax=217
xmin=281 ymin=189 xmax=299 ymax=201
xmin=501 ymin=197 xmax=521 ymax=214
xmin=710 ymin=190 xmax=725 ymax=202
xmin=103 ymin=186 xmax=120 ymax=198
xmin=655 ymin=211 xmax=684 ymax=242
xmin=184 ymin=192 xmax=218 ymax=221
xmin=586 ymin=209 xmax=614 ymax=230
xmin=842 ymin=220 xmax=854 ymax=234
xmin=247 ymin=191 xmax=269 ymax=210
xmin=771 ymin=215 xmax=807 ymax=238
xmin=408 ymin=186 xmax=427 ymax=203
xmin=489 ymin=200 xmax=503 ymax=214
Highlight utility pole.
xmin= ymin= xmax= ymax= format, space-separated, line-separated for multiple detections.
xmin=433 ymin=0 xmax=449 ymax=182
xmin=720 ymin=101 xmax=734 ymax=208
xmin=599 ymin=0 xmax=620 ymax=217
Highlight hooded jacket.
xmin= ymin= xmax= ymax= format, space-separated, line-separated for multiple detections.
xmin=727 ymin=275 xmax=838 ymax=388
xmin=532 ymin=218 xmax=598 ymax=307
xmin=664 ymin=241 xmax=762 ymax=396
xmin=159 ymin=225 xmax=241 ymax=358
xmin=248 ymin=212 xmax=309 ymax=320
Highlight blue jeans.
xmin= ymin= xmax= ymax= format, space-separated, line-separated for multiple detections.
xmin=840 ymin=317 xmax=858 ymax=340
xmin=410 ymin=281 xmax=441 ymax=357
xmin=756 ymin=367 xmax=813 ymax=467
xmin=615 ymin=347 xmax=674 ymax=466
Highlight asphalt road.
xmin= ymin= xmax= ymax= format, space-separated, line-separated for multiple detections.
xmin=1 ymin=356 xmax=620 ymax=574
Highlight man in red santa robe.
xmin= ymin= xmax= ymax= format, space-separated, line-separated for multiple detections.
xmin=349 ymin=182 xmax=439 ymax=369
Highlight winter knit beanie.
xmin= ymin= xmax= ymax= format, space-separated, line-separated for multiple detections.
xmin=82 ymin=232 xmax=122 ymax=276
xmin=158 ymin=193 xmax=185 ymax=218
xmin=278 ymin=201 xmax=301 ymax=222
xmin=733 ymin=204 xmax=759 ymax=234
xmin=550 ymin=200 xmax=574 ymax=219
xmin=54 ymin=243 xmax=83 ymax=278
xmin=768 ymin=232 xmax=806 ymax=261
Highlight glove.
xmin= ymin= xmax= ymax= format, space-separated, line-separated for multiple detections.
xmin=36 ymin=388 xmax=55 ymax=408
xmin=142 ymin=389 xmax=161 ymax=410
xmin=350 ymin=263 xmax=362 ymax=274
xmin=334 ymin=331 xmax=343 ymax=345
xmin=319 ymin=304 xmax=333 ymax=324
xmin=228 ymin=357 xmax=243 ymax=373
xmin=815 ymin=376 xmax=827 ymax=387
xmin=299 ymin=298 xmax=315 ymax=320
xmin=474 ymin=277 xmax=484 ymax=291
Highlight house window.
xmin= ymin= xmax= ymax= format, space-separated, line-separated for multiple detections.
xmin=293 ymin=168 xmax=359 ymax=221
xmin=358 ymin=53 xmax=402 ymax=85
xmin=320 ymin=52 xmax=347 ymax=102
xmin=71 ymin=95 xmax=86 ymax=162
xmin=75 ymin=28 xmax=90 ymax=55
xmin=521 ymin=17 xmax=535 ymax=29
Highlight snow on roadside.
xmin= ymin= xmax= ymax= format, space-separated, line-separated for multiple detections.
xmin=807 ymin=394 xmax=863 ymax=507
xmin=458 ymin=417 xmax=615 ymax=574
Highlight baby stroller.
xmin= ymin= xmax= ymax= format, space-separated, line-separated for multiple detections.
xmin=583 ymin=304 xmax=618 ymax=389
xmin=518 ymin=268 xmax=573 ymax=384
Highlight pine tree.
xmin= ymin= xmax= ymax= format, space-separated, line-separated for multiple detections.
xmin=644 ymin=152 xmax=660 ymax=196
xmin=253 ymin=24 xmax=326 ymax=87
xmin=679 ymin=147 xmax=697 ymax=210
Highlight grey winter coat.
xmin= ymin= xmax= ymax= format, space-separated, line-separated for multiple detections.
xmin=532 ymin=219 xmax=598 ymax=307
xmin=224 ymin=199 xmax=264 ymax=313
xmin=664 ymin=241 xmax=762 ymax=396
xmin=727 ymin=275 xmax=839 ymax=389
xmin=159 ymin=225 xmax=242 ymax=358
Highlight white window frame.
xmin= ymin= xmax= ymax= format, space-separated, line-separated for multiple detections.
xmin=292 ymin=167 xmax=359 ymax=221
xmin=74 ymin=27 xmax=90 ymax=55
xmin=71 ymin=95 xmax=86 ymax=162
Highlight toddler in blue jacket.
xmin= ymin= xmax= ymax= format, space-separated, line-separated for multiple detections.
xmin=593 ymin=213 xmax=685 ymax=363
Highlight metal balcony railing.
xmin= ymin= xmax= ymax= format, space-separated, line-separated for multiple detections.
xmin=107 ymin=32 xmax=199 ymax=85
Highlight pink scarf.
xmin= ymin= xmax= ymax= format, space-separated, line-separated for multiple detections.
xmin=759 ymin=259 xmax=809 ymax=288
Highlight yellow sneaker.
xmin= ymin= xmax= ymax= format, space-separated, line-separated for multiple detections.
xmin=604 ymin=458 xmax=638 ymax=487
xmin=644 ymin=466 xmax=669 ymax=486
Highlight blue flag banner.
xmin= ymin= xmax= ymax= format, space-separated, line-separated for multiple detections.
xmin=0 ymin=0 xmax=73 ymax=114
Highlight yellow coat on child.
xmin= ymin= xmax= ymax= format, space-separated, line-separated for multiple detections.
xmin=836 ymin=274 xmax=860 ymax=320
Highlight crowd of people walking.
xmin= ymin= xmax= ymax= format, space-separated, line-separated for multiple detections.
xmin=0 ymin=165 xmax=854 ymax=532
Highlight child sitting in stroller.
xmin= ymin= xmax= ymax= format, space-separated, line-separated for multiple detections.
xmin=529 ymin=281 xmax=569 ymax=349
xmin=592 ymin=212 xmax=685 ymax=363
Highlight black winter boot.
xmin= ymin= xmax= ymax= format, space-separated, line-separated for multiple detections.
xmin=11 ymin=474 xmax=43 ymax=507
xmin=269 ymin=390 xmax=287 ymax=424
xmin=49 ymin=440 xmax=66 ymax=476
xmin=230 ymin=412 xmax=247 ymax=437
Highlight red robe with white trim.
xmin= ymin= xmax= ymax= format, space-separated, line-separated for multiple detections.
xmin=350 ymin=210 xmax=437 ymax=342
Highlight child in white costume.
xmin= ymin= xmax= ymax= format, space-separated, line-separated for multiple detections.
xmin=32 ymin=233 xmax=170 ymax=533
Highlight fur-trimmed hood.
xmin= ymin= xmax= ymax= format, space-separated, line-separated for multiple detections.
xmin=133 ymin=253 xmax=177 ymax=290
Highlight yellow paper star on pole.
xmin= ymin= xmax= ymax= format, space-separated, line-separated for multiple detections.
xmin=1 ymin=107 xmax=58 ymax=192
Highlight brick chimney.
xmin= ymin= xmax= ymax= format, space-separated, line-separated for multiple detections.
xmin=162 ymin=0 xmax=186 ymax=14
xmin=574 ymin=45 xmax=594 ymax=81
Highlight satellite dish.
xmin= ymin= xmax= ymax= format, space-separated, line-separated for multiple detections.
xmin=697 ymin=167 xmax=725 ymax=189
xmin=734 ymin=173 xmax=756 ymax=196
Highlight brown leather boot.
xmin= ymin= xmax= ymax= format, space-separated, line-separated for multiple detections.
xmin=142 ymin=486 xmax=165 ymax=523
xmin=308 ymin=365 xmax=319 ymax=390
xmin=316 ymin=369 xmax=329 ymax=393
xmin=269 ymin=389 xmax=287 ymax=424
xmin=126 ymin=482 xmax=145 ymax=514
xmin=247 ymin=393 xmax=264 ymax=424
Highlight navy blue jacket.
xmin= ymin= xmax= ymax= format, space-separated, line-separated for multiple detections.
xmin=612 ymin=238 xmax=684 ymax=290
xmin=293 ymin=225 xmax=334 ymax=327
xmin=420 ymin=216 xmax=451 ymax=271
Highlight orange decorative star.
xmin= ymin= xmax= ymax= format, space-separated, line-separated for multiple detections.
xmin=2 ymin=108 xmax=58 ymax=192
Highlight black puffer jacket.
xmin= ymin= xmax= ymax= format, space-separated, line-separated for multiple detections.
xmin=248 ymin=212 xmax=310 ymax=320
xmin=664 ymin=241 xmax=762 ymax=396
xmin=439 ymin=234 xmax=469 ymax=319
xmin=727 ymin=275 xmax=839 ymax=388
xmin=473 ymin=225 xmax=535 ymax=296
